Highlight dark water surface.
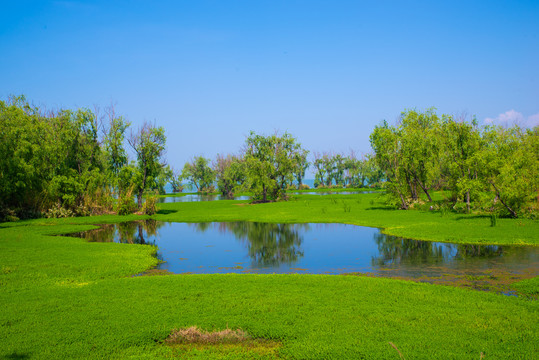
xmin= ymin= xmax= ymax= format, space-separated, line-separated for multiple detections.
xmin=68 ymin=221 xmax=538 ymax=282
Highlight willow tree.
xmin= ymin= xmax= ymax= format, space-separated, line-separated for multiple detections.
xmin=440 ymin=115 xmax=482 ymax=213
xmin=214 ymin=154 xmax=245 ymax=197
xmin=181 ymin=156 xmax=215 ymax=192
xmin=398 ymin=108 xmax=443 ymax=202
xmin=478 ymin=125 xmax=538 ymax=218
xmin=128 ymin=122 xmax=168 ymax=208
xmin=244 ymin=131 xmax=306 ymax=202
xmin=370 ymin=121 xmax=409 ymax=209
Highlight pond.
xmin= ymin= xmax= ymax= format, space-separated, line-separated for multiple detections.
xmin=68 ymin=220 xmax=538 ymax=292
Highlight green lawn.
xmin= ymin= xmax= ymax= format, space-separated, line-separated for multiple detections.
xmin=1 ymin=192 xmax=537 ymax=359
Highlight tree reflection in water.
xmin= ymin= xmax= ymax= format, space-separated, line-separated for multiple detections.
xmin=71 ymin=219 xmax=164 ymax=246
xmin=372 ymin=233 xmax=504 ymax=267
xmin=190 ymin=222 xmax=308 ymax=267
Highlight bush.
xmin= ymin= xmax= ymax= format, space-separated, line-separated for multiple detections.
xmin=116 ymin=187 xmax=138 ymax=215
xmin=298 ymin=184 xmax=310 ymax=190
xmin=45 ymin=202 xmax=75 ymax=218
xmin=142 ymin=192 xmax=158 ymax=215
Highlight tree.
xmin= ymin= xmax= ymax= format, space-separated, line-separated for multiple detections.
xmin=103 ymin=107 xmax=130 ymax=181
xmin=244 ymin=131 xmax=306 ymax=202
xmin=214 ymin=154 xmax=245 ymax=197
xmin=170 ymin=168 xmax=184 ymax=193
xmin=398 ymin=108 xmax=443 ymax=202
xmin=370 ymin=120 xmax=409 ymax=209
xmin=440 ymin=114 xmax=482 ymax=213
xmin=478 ymin=125 xmax=538 ymax=218
xmin=181 ymin=156 xmax=215 ymax=192
xmin=293 ymin=148 xmax=310 ymax=188
xmin=128 ymin=122 xmax=168 ymax=208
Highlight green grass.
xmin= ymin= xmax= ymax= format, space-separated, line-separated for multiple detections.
xmin=153 ymin=192 xmax=538 ymax=246
xmin=1 ymin=192 xmax=538 ymax=359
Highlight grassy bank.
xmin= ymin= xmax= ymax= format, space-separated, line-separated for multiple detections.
xmin=1 ymin=192 xmax=537 ymax=359
xmin=153 ymin=192 xmax=538 ymax=246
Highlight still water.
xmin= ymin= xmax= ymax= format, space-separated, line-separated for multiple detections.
xmin=69 ymin=221 xmax=538 ymax=280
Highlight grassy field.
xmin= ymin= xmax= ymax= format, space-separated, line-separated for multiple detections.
xmin=1 ymin=192 xmax=537 ymax=359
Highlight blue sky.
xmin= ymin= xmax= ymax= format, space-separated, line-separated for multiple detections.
xmin=1 ymin=0 xmax=538 ymax=174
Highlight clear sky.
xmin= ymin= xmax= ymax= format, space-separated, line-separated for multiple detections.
xmin=1 ymin=0 xmax=538 ymax=174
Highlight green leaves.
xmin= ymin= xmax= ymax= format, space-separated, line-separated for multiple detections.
xmin=371 ymin=108 xmax=539 ymax=217
xmin=182 ymin=156 xmax=215 ymax=192
xmin=128 ymin=122 xmax=169 ymax=208
xmin=244 ymin=131 xmax=306 ymax=202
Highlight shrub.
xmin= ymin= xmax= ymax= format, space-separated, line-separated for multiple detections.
xmin=299 ymin=184 xmax=310 ymax=190
xmin=116 ymin=187 xmax=138 ymax=215
xmin=45 ymin=202 xmax=75 ymax=218
xmin=142 ymin=192 xmax=158 ymax=215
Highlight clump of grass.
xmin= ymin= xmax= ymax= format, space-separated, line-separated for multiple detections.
xmin=490 ymin=214 xmax=498 ymax=227
xmin=342 ymin=201 xmax=351 ymax=212
xmin=165 ymin=326 xmax=252 ymax=345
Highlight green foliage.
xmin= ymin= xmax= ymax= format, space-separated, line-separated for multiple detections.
xmin=116 ymin=186 xmax=138 ymax=215
xmin=170 ymin=169 xmax=184 ymax=193
xmin=181 ymin=156 xmax=216 ymax=192
xmin=370 ymin=109 xmax=539 ymax=218
xmin=0 ymin=96 xmax=119 ymax=219
xmin=128 ymin=122 xmax=169 ymax=208
xmin=293 ymin=148 xmax=310 ymax=187
xmin=214 ymin=154 xmax=245 ymax=197
xmin=244 ymin=131 xmax=307 ymax=202
xmin=142 ymin=192 xmax=158 ymax=215
xmin=44 ymin=202 xmax=75 ymax=218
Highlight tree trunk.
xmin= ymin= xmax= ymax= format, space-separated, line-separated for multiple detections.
xmin=137 ymin=188 xmax=143 ymax=208
xmin=466 ymin=190 xmax=470 ymax=213
xmin=397 ymin=189 xmax=408 ymax=210
xmin=415 ymin=176 xmax=433 ymax=202
xmin=405 ymin=173 xmax=417 ymax=200
xmin=491 ymin=182 xmax=518 ymax=218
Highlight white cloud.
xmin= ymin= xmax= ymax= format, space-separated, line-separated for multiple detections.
xmin=484 ymin=110 xmax=539 ymax=128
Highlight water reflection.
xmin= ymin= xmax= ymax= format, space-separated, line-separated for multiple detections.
xmin=371 ymin=234 xmax=505 ymax=267
xmin=66 ymin=221 xmax=538 ymax=285
xmin=191 ymin=222 xmax=307 ymax=267
xmin=72 ymin=220 xmax=163 ymax=246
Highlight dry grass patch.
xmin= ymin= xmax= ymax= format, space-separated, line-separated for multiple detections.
xmin=164 ymin=326 xmax=282 ymax=358
xmin=165 ymin=326 xmax=254 ymax=345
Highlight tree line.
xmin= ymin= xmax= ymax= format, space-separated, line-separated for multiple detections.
xmin=178 ymin=133 xmax=385 ymax=203
xmin=370 ymin=108 xmax=538 ymax=218
xmin=1 ymin=97 xmax=537 ymax=220
xmin=0 ymin=96 xmax=170 ymax=220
